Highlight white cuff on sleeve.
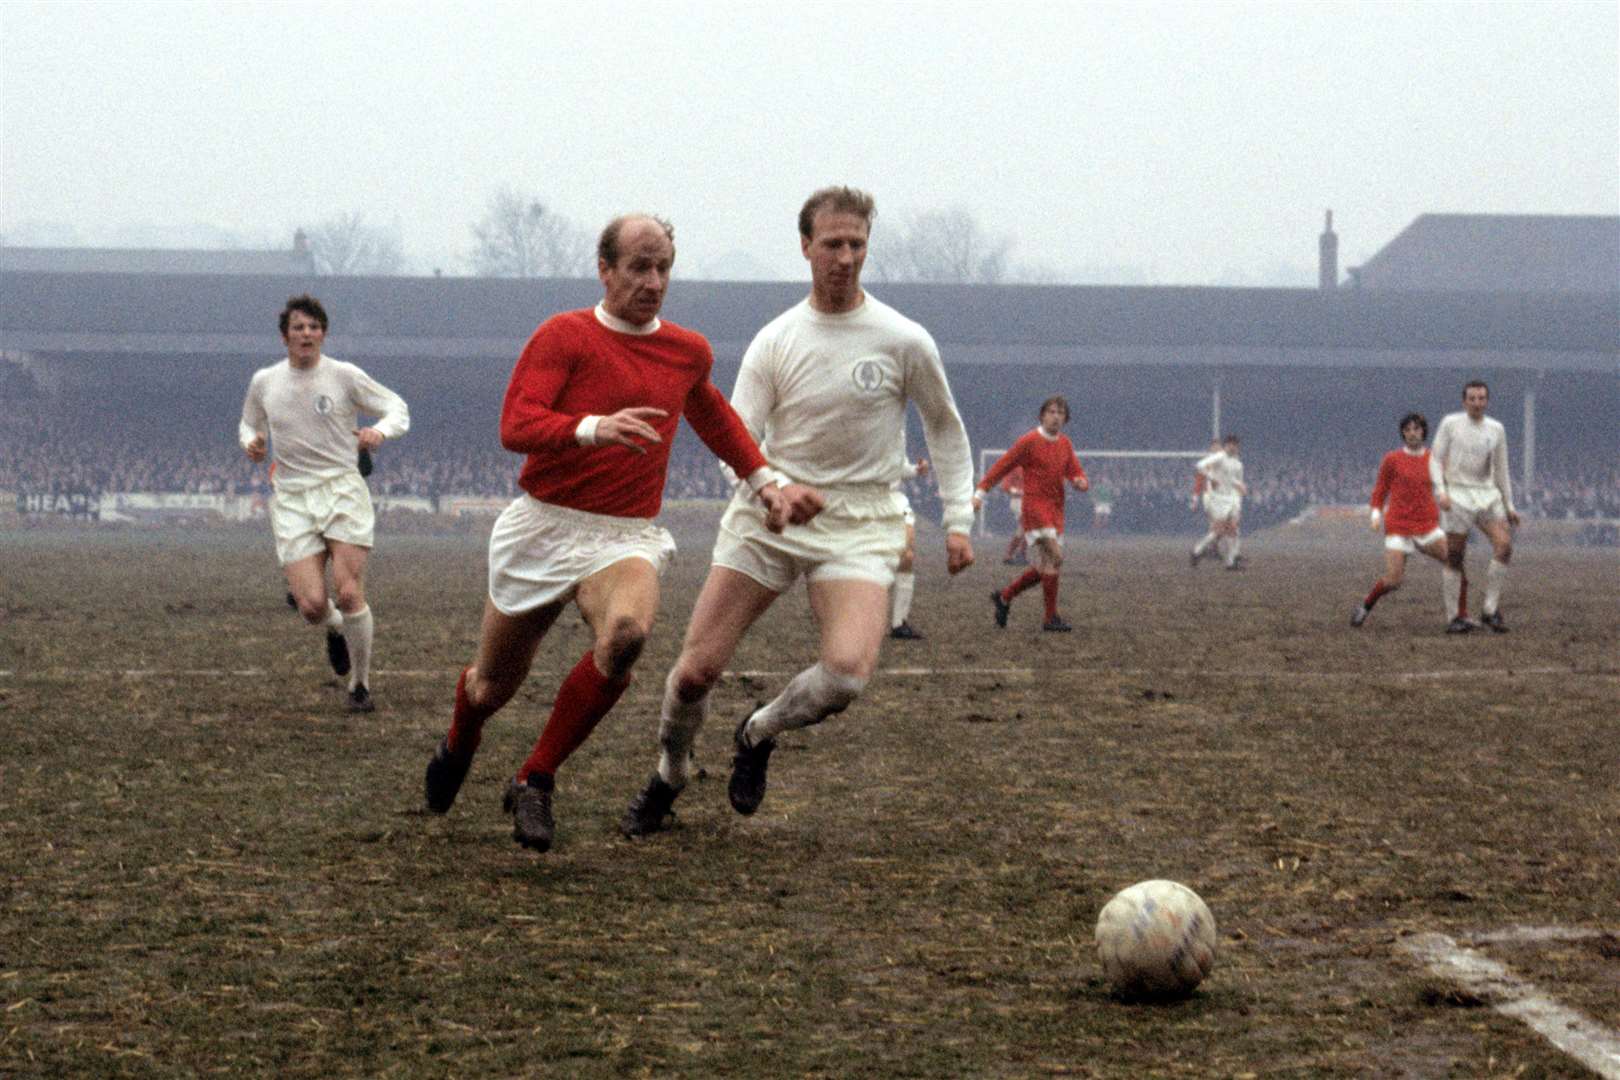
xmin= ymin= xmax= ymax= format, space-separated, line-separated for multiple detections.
xmin=744 ymin=467 xmax=778 ymax=495
xmin=575 ymin=416 xmax=602 ymax=446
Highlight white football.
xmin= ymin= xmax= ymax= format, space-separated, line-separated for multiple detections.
xmin=1095 ymin=879 xmax=1217 ymax=997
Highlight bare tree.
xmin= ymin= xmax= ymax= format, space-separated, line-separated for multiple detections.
xmin=469 ymin=189 xmax=593 ymax=277
xmin=871 ymin=207 xmax=1013 ymax=284
xmin=306 ymin=211 xmax=407 ymax=275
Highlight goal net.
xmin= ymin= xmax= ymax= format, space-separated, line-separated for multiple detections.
xmin=974 ymin=448 xmax=1206 ymax=536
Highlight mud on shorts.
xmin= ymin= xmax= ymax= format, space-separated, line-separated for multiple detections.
xmin=270 ymin=472 xmax=374 ymax=565
xmin=713 ymin=495 xmax=905 ymax=592
xmin=487 ymin=495 xmax=676 ymax=615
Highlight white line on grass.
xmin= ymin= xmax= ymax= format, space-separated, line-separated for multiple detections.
xmin=1 ymin=665 xmax=1614 ymax=681
xmin=1400 ymin=931 xmax=1620 ymax=1079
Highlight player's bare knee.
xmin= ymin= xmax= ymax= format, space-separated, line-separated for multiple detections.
xmin=468 ymin=668 xmax=520 ymax=713
xmin=333 ymin=581 xmax=365 ymax=613
xmin=1494 ymin=543 xmax=1512 ymax=563
xmin=295 ymin=596 xmax=327 ymax=624
xmin=599 ymin=620 xmax=648 ymax=679
xmin=674 ymin=656 xmax=722 ymax=700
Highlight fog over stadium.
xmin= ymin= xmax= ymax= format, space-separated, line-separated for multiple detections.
xmin=2 ymin=0 xmax=1616 ymax=284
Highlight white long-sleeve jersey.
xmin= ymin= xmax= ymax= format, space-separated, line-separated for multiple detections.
xmin=730 ymin=294 xmax=974 ymax=534
xmin=1196 ymin=450 xmax=1245 ymax=498
xmin=1429 ymin=411 xmax=1514 ymax=514
xmin=239 ymin=355 xmax=410 ymax=491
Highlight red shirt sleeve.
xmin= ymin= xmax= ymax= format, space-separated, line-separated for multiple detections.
xmin=980 ymin=437 xmax=1029 ymax=492
xmin=683 ymin=379 xmax=768 ymax=481
xmin=500 ymin=320 xmax=585 ymax=454
xmin=1369 ymin=452 xmax=1395 ymax=512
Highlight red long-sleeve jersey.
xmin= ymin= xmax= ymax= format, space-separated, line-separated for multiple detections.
xmin=979 ymin=429 xmax=1086 ymax=532
xmin=1369 ymin=448 xmax=1440 ymax=535
xmin=501 ymin=310 xmax=768 ymax=518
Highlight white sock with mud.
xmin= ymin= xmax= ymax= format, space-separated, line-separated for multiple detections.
xmin=745 ymin=663 xmax=866 ymax=745
xmin=656 ymin=668 xmax=706 ymax=788
xmin=1484 ymin=558 xmax=1507 ymax=615
xmin=343 ymin=605 xmax=373 ymax=691
xmin=891 ymin=572 xmax=915 ymax=628
xmin=321 ymin=600 xmax=343 ymax=632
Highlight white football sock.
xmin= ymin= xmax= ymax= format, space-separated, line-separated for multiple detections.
xmin=1484 ymin=558 xmax=1507 ymax=615
xmin=321 ymin=599 xmax=344 ymax=631
xmin=1193 ymin=532 xmax=1218 ymax=556
xmin=343 ymin=605 xmax=373 ymax=691
xmin=745 ymin=663 xmax=866 ymax=745
xmin=891 ymin=571 xmax=915 ymax=628
xmin=656 ymin=667 xmax=707 ymax=788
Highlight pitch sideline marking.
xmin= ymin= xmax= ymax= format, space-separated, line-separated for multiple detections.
xmin=1399 ymin=930 xmax=1620 ymax=1079
xmin=0 ymin=665 xmax=1614 ymax=682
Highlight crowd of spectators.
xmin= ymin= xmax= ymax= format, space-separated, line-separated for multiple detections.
xmin=3 ymin=376 xmax=1616 ymax=541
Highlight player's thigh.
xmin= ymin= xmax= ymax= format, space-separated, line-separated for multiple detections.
xmin=1033 ymin=534 xmax=1064 ymax=570
xmin=283 ymin=552 xmax=330 ymax=606
xmin=474 ymin=596 xmax=564 ymax=692
xmin=575 ymin=556 xmax=662 ymax=643
xmin=326 ymin=539 xmax=371 ymax=591
xmin=807 ymin=578 xmax=890 ymax=680
xmin=678 ymin=566 xmax=780 ymax=678
xmin=1477 ymin=517 xmax=1513 ymax=553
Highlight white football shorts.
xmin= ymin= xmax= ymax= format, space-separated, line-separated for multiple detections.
xmin=1384 ymin=527 xmax=1447 ymax=554
xmin=487 ymin=495 xmax=675 ymax=615
xmin=1440 ymin=485 xmax=1507 ymax=535
xmin=713 ymin=494 xmax=905 ymax=592
xmin=1203 ymin=491 xmax=1241 ymax=523
xmin=270 ymin=472 xmax=375 ymax=565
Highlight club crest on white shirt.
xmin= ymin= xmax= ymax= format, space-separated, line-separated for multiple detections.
xmin=850 ymin=359 xmax=886 ymax=395
xmin=315 ymin=394 xmax=334 ymax=415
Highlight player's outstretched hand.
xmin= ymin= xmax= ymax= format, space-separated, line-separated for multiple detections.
xmin=597 ymin=407 xmax=668 ymax=453
xmin=355 ymin=426 xmax=385 ymax=451
xmin=945 ymin=533 xmax=975 ymax=576
xmin=244 ymin=434 xmax=267 ymax=463
xmin=780 ymin=483 xmax=824 ymax=525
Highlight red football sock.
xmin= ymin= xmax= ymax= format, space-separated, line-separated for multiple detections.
xmin=518 ymin=650 xmax=631 ymax=781
xmin=1005 ymin=568 xmax=1042 ymax=600
xmin=1041 ymin=574 xmax=1060 ymax=620
xmin=446 ymin=666 xmax=494 ymax=757
xmin=1363 ymin=580 xmax=1394 ymax=610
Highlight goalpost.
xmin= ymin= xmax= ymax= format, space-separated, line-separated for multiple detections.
xmin=974 ymin=448 xmax=1206 ymax=537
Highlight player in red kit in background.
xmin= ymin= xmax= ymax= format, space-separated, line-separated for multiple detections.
xmin=975 ymin=396 xmax=1089 ymax=632
xmin=422 ymin=213 xmax=821 ymax=853
xmin=1352 ymin=413 xmax=1453 ymax=629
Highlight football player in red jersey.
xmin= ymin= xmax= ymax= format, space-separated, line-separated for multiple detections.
xmin=975 ymin=395 xmax=1089 ymax=632
xmin=1352 ymin=413 xmax=1453 ymax=628
xmin=422 ymin=213 xmax=821 ymax=853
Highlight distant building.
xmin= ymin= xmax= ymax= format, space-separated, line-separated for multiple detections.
xmin=0 ymin=230 xmax=316 ymax=276
xmin=1347 ymin=213 xmax=1620 ymax=294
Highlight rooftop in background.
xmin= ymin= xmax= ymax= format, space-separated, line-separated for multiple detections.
xmin=1349 ymin=214 xmax=1619 ymax=294
xmin=0 ymin=230 xmax=316 ymax=276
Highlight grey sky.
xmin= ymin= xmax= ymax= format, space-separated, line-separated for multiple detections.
xmin=3 ymin=0 xmax=1616 ymax=285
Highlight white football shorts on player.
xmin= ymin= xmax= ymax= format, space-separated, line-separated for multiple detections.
xmin=714 ymin=493 xmax=905 ymax=591
xmin=1440 ymin=485 xmax=1507 ymax=535
xmin=1384 ymin=527 xmax=1447 ymax=554
xmin=487 ymin=495 xmax=675 ymax=615
xmin=1203 ymin=491 xmax=1241 ymax=523
xmin=270 ymin=472 xmax=374 ymax=565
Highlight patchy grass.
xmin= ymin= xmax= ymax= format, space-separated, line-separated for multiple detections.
xmin=2 ymin=522 xmax=1615 ymax=1078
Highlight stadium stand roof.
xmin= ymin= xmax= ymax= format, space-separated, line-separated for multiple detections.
xmin=1348 ymin=214 xmax=1620 ymax=294
xmin=0 ymin=237 xmax=316 ymax=276
xmin=1 ymin=270 xmax=1613 ymax=374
